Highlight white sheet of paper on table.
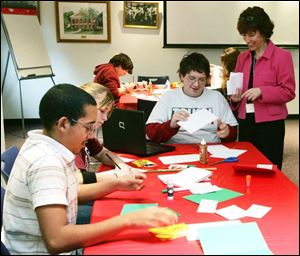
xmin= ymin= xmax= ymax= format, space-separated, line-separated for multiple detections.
xmin=215 ymin=205 xmax=247 ymax=220
xmin=158 ymin=154 xmax=199 ymax=165
xmin=197 ymin=199 xmax=218 ymax=213
xmin=189 ymin=183 xmax=222 ymax=194
xmin=208 ymin=144 xmax=246 ymax=158
xmin=245 ymin=204 xmax=272 ymax=218
xmin=157 ymin=167 xmax=212 ymax=187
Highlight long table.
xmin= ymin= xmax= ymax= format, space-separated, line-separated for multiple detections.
xmin=84 ymin=142 xmax=299 ymax=255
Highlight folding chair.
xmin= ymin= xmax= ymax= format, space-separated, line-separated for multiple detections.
xmin=1 ymin=146 xmax=19 ymax=183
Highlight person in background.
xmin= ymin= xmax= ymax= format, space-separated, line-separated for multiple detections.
xmin=93 ymin=53 xmax=136 ymax=100
xmin=230 ymin=6 xmax=296 ymax=170
xmin=220 ymin=47 xmax=240 ymax=97
xmin=3 ymin=84 xmax=177 ymax=255
xmin=146 ymin=52 xmax=238 ymax=144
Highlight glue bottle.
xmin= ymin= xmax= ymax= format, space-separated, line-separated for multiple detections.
xmin=148 ymin=80 xmax=153 ymax=95
xmin=199 ymin=138 xmax=208 ymax=164
xmin=165 ymin=80 xmax=171 ymax=90
xmin=167 ymin=179 xmax=174 ymax=200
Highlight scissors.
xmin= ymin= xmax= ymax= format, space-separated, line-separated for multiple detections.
xmin=208 ymin=157 xmax=239 ymax=166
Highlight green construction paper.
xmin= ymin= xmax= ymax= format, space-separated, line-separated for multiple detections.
xmin=120 ymin=203 xmax=158 ymax=215
xmin=120 ymin=203 xmax=180 ymax=216
xmin=183 ymin=188 xmax=243 ymax=204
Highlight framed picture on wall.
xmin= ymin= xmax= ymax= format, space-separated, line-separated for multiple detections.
xmin=123 ymin=1 xmax=159 ymax=29
xmin=1 ymin=1 xmax=40 ymax=23
xmin=55 ymin=1 xmax=111 ymax=43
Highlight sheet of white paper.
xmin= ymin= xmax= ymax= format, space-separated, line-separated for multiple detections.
xmin=178 ymin=109 xmax=218 ymax=134
xmin=245 ymin=204 xmax=272 ymax=218
xmin=186 ymin=220 xmax=241 ymax=241
xmin=159 ymin=154 xmax=199 ymax=165
xmin=208 ymin=144 xmax=247 ymax=158
xmin=215 ymin=205 xmax=247 ymax=220
xmin=157 ymin=167 xmax=212 ymax=187
xmin=197 ymin=199 xmax=218 ymax=213
xmin=189 ymin=183 xmax=222 ymax=194
xmin=226 ymin=72 xmax=243 ymax=95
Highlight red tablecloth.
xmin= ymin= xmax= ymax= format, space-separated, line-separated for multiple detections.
xmin=84 ymin=142 xmax=299 ymax=255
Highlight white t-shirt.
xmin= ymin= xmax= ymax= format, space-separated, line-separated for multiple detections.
xmin=3 ymin=130 xmax=78 ymax=255
xmin=147 ymin=87 xmax=238 ymax=144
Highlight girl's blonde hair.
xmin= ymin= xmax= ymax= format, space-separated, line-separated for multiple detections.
xmin=80 ymin=82 xmax=114 ymax=109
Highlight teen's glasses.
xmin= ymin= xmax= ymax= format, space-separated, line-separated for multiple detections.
xmin=70 ymin=119 xmax=96 ymax=134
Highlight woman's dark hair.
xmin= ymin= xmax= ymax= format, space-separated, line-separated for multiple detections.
xmin=237 ymin=6 xmax=274 ymax=39
xmin=109 ymin=53 xmax=133 ymax=74
xmin=39 ymin=83 xmax=96 ymax=131
xmin=177 ymin=52 xmax=210 ymax=78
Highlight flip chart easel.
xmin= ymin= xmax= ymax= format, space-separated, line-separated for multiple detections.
xmin=1 ymin=13 xmax=55 ymax=137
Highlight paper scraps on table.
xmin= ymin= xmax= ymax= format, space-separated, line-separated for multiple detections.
xmin=132 ymin=159 xmax=156 ymax=167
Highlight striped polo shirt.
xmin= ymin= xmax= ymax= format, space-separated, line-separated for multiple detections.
xmin=3 ymin=130 xmax=78 ymax=255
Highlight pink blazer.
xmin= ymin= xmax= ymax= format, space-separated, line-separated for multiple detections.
xmin=235 ymin=40 xmax=296 ymax=122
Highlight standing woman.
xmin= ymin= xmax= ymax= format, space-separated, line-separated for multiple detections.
xmin=230 ymin=6 xmax=296 ymax=170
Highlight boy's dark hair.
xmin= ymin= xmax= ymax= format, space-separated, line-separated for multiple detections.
xmin=109 ymin=53 xmax=133 ymax=74
xmin=39 ymin=83 xmax=96 ymax=131
xmin=177 ymin=52 xmax=210 ymax=78
xmin=237 ymin=6 xmax=274 ymax=39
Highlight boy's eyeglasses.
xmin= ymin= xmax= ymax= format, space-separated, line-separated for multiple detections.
xmin=70 ymin=119 xmax=96 ymax=134
xmin=187 ymin=76 xmax=207 ymax=85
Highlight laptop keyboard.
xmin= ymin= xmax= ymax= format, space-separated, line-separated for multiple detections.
xmin=146 ymin=142 xmax=175 ymax=155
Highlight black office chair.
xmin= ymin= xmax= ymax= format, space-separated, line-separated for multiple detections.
xmin=1 ymin=146 xmax=19 ymax=183
xmin=137 ymin=98 xmax=157 ymax=124
xmin=137 ymin=76 xmax=169 ymax=84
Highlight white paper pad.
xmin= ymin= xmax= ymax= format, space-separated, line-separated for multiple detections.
xmin=178 ymin=109 xmax=218 ymax=134
xmin=158 ymin=154 xmax=199 ymax=165
xmin=157 ymin=167 xmax=212 ymax=187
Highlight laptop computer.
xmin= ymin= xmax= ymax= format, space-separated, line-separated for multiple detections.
xmin=102 ymin=108 xmax=175 ymax=156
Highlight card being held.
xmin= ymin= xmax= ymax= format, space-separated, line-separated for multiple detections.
xmin=178 ymin=109 xmax=218 ymax=134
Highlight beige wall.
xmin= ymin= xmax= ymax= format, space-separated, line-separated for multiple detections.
xmin=1 ymin=1 xmax=299 ymax=119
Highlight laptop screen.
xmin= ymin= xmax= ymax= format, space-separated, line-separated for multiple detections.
xmin=102 ymin=108 xmax=175 ymax=156
xmin=102 ymin=108 xmax=148 ymax=155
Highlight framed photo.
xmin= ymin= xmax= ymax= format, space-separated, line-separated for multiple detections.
xmin=123 ymin=1 xmax=159 ymax=29
xmin=55 ymin=1 xmax=111 ymax=43
xmin=1 ymin=1 xmax=40 ymax=23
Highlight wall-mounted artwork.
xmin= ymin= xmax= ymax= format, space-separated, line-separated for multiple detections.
xmin=55 ymin=1 xmax=111 ymax=43
xmin=1 ymin=1 xmax=40 ymax=23
xmin=123 ymin=1 xmax=159 ymax=29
